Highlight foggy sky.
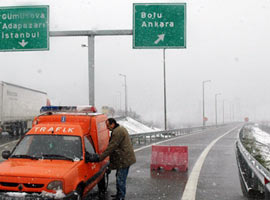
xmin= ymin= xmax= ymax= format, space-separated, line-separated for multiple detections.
xmin=0 ymin=0 xmax=270 ymax=127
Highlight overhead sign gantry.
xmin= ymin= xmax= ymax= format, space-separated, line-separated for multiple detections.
xmin=0 ymin=5 xmax=49 ymax=51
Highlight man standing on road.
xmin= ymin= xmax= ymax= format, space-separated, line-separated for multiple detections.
xmin=94 ymin=118 xmax=136 ymax=200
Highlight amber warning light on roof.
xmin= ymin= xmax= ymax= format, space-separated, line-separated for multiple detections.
xmin=40 ymin=106 xmax=97 ymax=113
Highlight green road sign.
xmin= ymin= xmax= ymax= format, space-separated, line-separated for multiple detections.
xmin=0 ymin=5 xmax=49 ymax=52
xmin=133 ymin=3 xmax=186 ymax=49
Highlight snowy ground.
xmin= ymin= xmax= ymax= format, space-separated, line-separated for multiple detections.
xmin=242 ymin=124 xmax=270 ymax=170
xmin=118 ymin=117 xmax=160 ymax=135
xmin=251 ymin=125 xmax=270 ymax=146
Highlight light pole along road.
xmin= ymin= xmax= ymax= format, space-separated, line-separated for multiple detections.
xmin=119 ymin=73 xmax=128 ymax=117
xmin=202 ymin=80 xmax=211 ymax=127
xmin=215 ymin=93 xmax=221 ymax=126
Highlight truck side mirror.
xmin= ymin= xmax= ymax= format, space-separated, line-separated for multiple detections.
xmin=2 ymin=151 xmax=11 ymax=159
xmin=85 ymin=152 xmax=100 ymax=163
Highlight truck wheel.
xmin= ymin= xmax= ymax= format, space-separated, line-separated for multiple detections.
xmin=12 ymin=127 xmax=17 ymax=137
xmin=18 ymin=124 xmax=23 ymax=136
xmin=16 ymin=127 xmax=20 ymax=136
xmin=23 ymin=121 xmax=28 ymax=133
xmin=20 ymin=126 xmax=24 ymax=136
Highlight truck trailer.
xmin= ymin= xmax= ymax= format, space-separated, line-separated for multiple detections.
xmin=0 ymin=81 xmax=47 ymax=136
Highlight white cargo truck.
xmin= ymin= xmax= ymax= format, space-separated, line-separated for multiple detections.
xmin=0 ymin=81 xmax=47 ymax=136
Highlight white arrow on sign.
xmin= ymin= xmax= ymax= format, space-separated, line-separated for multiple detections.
xmin=154 ymin=34 xmax=165 ymax=44
xmin=18 ymin=40 xmax=28 ymax=47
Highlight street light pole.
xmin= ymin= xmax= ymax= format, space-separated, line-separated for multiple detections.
xmin=215 ymin=93 xmax=221 ymax=126
xmin=88 ymin=36 xmax=95 ymax=106
xmin=119 ymin=73 xmax=128 ymax=117
xmin=223 ymin=99 xmax=225 ymax=124
xmin=81 ymin=36 xmax=95 ymax=106
xmin=116 ymin=91 xmax=121 ymax=111
xmin=163 ymin=49 xmax=167 ymax=130
xmin=202 ymin=80 xmax=211 ymax=127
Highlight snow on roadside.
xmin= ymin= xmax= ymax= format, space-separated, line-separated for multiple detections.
xmin=247 ymin=125 xmax=270 ymax=170
xmin=118 ymin=117 xmax=160 ymax=135
xmin=251 ymin=126 xmax=270 ymax=146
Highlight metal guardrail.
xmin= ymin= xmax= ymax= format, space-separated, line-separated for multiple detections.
xmin=235 ymin=125 xmax=270 ymax=199
xmin=116 ymin=116 xmax=229 ymax=145
xmin=129 ymin=124 xmax=224 ymax=145
xmin=114 ymin=116 xmax=127 ymax=121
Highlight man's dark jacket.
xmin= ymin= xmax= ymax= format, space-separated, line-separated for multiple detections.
xmin=99 ymin=125 xmax=136 ymax=169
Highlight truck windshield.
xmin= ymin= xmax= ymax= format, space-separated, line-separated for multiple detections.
xmin=11 ymin=135 xmax=82 ymax=161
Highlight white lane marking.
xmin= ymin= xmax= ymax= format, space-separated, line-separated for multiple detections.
xmin=181 ymin=126 xmax=240 ymax=200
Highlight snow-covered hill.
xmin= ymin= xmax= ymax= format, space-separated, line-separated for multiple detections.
xmin=118 ymin=117 xmax=160 ymax=135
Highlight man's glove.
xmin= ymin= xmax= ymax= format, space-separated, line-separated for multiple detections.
xmin=87 ymin=153 xmax=100 ymax=162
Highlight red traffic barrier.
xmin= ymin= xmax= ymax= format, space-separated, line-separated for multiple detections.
xmin=150 ymin=145 xmax=188 ymax=172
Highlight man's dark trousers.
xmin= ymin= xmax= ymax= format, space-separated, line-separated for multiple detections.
xmin=115 ymin=167 xmax=130 ymax=199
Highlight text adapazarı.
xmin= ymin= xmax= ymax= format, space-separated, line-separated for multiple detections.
xmin=1 ymin=22 xmax=46 ymax=31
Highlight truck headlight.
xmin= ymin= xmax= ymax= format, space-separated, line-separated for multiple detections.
xmin=47 ymin=181 xmax=63 ymax=190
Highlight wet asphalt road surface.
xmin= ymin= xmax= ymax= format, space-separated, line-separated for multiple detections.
xmin=115 ymin=124 xmax=245 ymax=200
xmin=196 ymin=127 xmax=245 ymax=200
xmin=87 ymin=124 xmax=247 ymax=200
xmin=0 ymin=125 xmax=248 ymax=200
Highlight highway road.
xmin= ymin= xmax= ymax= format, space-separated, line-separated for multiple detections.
xmin=106 ymin=123 xmax=246 ymax=200
xmin=0 ymin=124 xmax=247 ymax=200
